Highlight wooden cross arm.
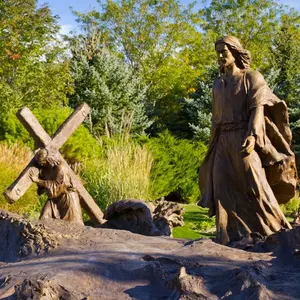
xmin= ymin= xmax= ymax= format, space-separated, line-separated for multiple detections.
xmin=17 ymin=103 xmax=91 ymax=149
xmin=3 ymin=158 xmax=39 ymax=203
xmin=50 ymin=103 xmax=91 ymax=149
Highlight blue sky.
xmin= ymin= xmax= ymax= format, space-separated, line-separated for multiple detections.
xmin=37 ymin=0 xmax=300 ymax=34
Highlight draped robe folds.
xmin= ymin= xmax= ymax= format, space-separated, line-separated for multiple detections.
xmin=198 ymin=70 xmax=297 ymax=245
xmin=38 ymin=163 xmax=84 ymax=225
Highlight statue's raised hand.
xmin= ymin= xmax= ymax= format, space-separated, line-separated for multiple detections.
xmin=241 ymin=135 xmax=255 ymax=155
xmin=29 ymin=169 xmax=39 ymax=183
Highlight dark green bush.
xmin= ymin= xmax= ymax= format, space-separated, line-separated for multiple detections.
xmin=143 ymin=131 xmax=207 ymax=203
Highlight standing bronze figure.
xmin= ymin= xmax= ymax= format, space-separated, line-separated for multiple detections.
xmin=198 ymin=36 xmax=297 ymax=245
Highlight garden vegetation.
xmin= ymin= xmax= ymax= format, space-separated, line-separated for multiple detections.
xmin=0 ymin=0 xmax=299 ymax=238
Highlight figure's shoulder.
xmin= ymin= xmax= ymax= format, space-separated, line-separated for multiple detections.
xmin=245 ymin=70 xmax=266 ymax=85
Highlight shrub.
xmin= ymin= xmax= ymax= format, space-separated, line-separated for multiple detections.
xmin=142 ymin=131 xmax=207 ymax=203
xmin=1 ymin=107 xmax=101 ymax=163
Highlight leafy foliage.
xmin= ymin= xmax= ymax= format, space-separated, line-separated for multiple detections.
xmin=144 ymin=131 xmax=207 ymax=203
xmin=0 ymin=0 xmax=73 ymax=115
xmin=69 ymin=31 xmax=149 ymax=136
xmin=270 ymin=10 xmax=300 ymax=103
xmin=1 ymin=107 xmax=101 ymax=163
xmin=199 ymin=0 xmax=283 ymax=71
xmin=163 ymin=65 xmax=217 ymax=142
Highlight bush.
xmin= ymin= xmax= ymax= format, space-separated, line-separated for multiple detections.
xmin=1 ymin=107 xmax=101 ymax=163
xmin=142 ymin=131 xmax=207 ymax=203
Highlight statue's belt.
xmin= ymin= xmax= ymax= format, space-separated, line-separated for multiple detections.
xmin=218 ymin=121 xmax=248 ymax=132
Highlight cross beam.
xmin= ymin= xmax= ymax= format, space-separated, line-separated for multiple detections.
xmin=3 ymin=103 xmax=104 ymax=224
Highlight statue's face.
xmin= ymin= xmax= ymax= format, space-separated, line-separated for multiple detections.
xmin=36 ymin=150 xmax=48 ymax=167
xmin=215 ymin=43 xmax=235 ymax=69
xmin=38 ymin=158 xmax=48 ymax=167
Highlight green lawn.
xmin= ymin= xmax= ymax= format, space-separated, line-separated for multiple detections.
xmin=173 ymin=204 xmax=216 ymax=239
xmin=174 ymin=202 xmax=298 ymax=240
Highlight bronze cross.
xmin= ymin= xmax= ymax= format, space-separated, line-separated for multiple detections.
xmin=3 ymin=103 xmax=104 ymax=224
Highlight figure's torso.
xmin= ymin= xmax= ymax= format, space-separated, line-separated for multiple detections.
xmin=212 ymin=71 xmax=249 ymax=125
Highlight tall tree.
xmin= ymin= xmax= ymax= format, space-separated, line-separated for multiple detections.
xmin=270 ymin=10 xmax=300 ymax=103
xmin=69 ymin=31 xmax=149 ymax=136
xmin=200 ymin=0 xmax=283 ymax=71
xmin=73 ymin=0 xmax=204 ymax=118
xmin=0 ymin=0 xmax=73 ymax=115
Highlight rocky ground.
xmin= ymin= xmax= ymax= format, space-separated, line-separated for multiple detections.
xmin=1 ymin=209 xmax=300 ymax=300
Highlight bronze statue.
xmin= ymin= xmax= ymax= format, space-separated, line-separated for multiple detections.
xmin=198 ymin=36 xmax=297 ymax=245
xmin=3 ymin=104 xmax=104 ymax=225
xmin=29 ymin=148 xmax=84 ymax=225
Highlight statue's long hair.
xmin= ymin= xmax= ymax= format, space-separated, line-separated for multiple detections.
xmin=215 ymin=36 xmax=251 ymax=73
xmin=36 ymin=148 xmax=60 ymax=167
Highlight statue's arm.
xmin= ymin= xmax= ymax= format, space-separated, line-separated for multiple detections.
xmin=246 ymin=106 xmax=265 ymax=149
xmin=241 ymin=71 xmax=268 ymax=154
xmin=36 ymin=164 xmax=66 ymax=198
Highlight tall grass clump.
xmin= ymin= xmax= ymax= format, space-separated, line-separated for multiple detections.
xmin=82 ymin=137 xmax=153 ymax=210
xmin=0 ymin=143 xmax=39 ymax=215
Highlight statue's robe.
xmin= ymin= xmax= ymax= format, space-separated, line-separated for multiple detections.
xmin=198 ymin=70 xmax=297 ymax=245
xmin=38 ymin=163 xmax=83 ymax=225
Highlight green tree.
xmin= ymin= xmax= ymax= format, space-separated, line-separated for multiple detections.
xmin=73 ymin=0 xmax=205 ymax=134
xmin=270 ymin=10 xmax=300 ymax=103
xmin=0 ymin=0 xmax=73 ymax=115
xmin=69 ymin=31 xmax=149 ymax=136
xmin=199 ymin=0 xmax=283 ymax=71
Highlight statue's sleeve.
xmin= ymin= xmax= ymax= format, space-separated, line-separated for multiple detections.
xmin=245 ymin=70 xmax=292 ymax=145
xmin=245 ymin=70 xmax=297 ymax=204
xmin=246 ymin=71 xmax=274 ymax=110
xmin=40 ymin=165 xmax=66 ymax=198
xmin=244 ymin=71 xmax=270 ymax=148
